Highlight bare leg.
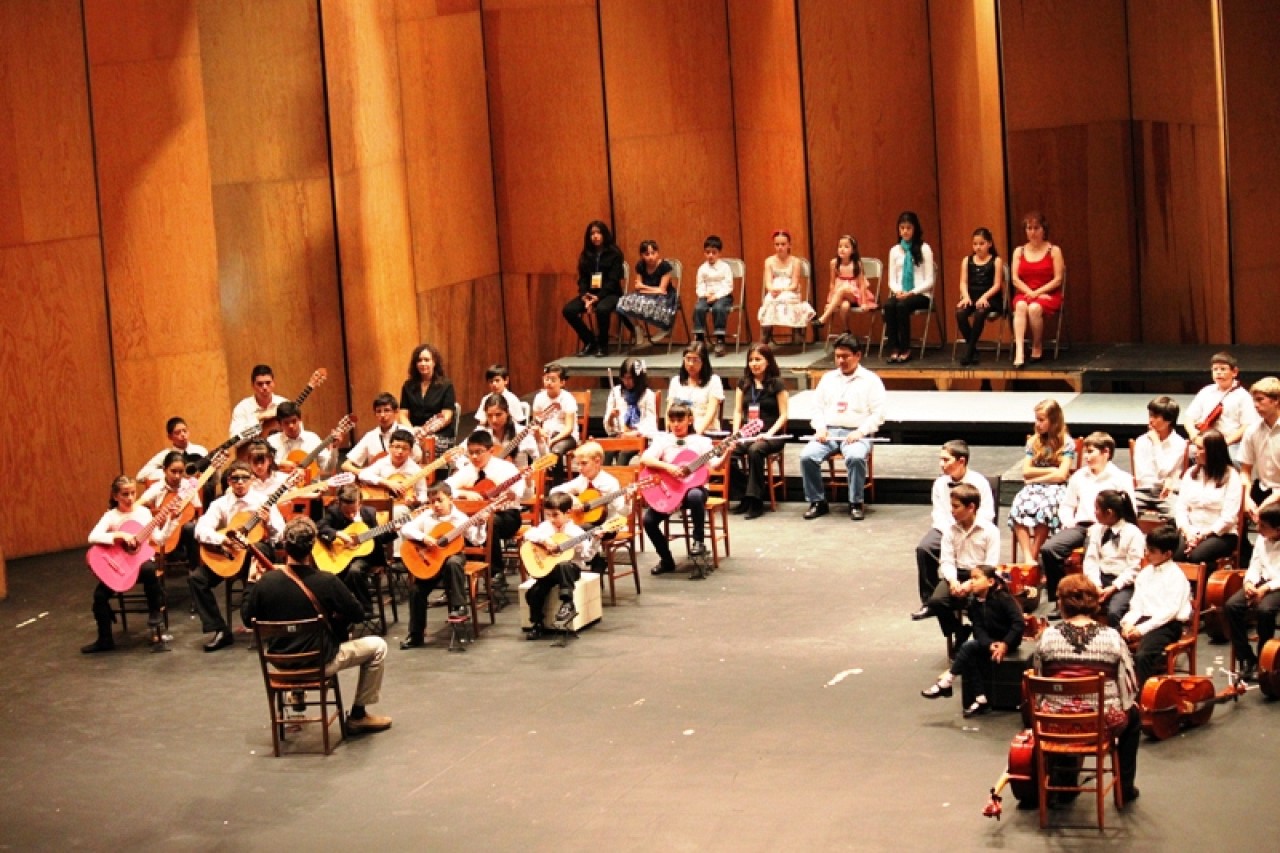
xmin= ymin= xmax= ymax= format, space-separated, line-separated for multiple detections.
xmin=1014 ymin=525 xmax=1034 ymax=562
xmin=1030 ymin=524 xmax=1050 ymax=561
xmin=1013 ymin=301 xmax=1029 ymax=364
xmin=1027 ymin=303 xmax=1045 ymax=357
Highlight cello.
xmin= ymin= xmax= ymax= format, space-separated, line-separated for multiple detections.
xmin=982 ymin=729 xmax=1038 ymax=819
xmin=1203 ymin=567 xmax=1244 ymax=643
xmin=1258 ymin=640 xmax=1280 ymax=700
xmin=1138 ymin=670 xmax=1247 ymax=740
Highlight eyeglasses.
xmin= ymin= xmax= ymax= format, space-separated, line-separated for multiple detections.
xmin=228 ymin=474 xmax=251 ymax=482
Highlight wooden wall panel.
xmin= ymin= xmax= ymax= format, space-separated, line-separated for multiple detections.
xmin=1127 ymin=0 xmax=1228 ymax=344
xmin=1221 ymin=1 xmax=1280 ymax=344
xmin=321 ymin=0 xmax=421 ymax=412
xmin=600 ymin=0 xmax=741 ymax=323
xmin=929 ymin=0 xmax=1007 ymax=342
xmin=85 ymin=0 xmax=232 ymax=475
xmin=799 ymin=0 xmax=940 ymax=317
xmin=0 ymin=1 xmax=119 ymax=557
xmin=397 ymin=2 xmax=500 ymax=409
xmin=484 ymin=0 xmax=610 ymax=394
xmin=1000 ymin=0 xmax=1137 ymax=345
xmin=199 ymin=0 xmax=348 ymax=434
xmin=728 ymin=0 xmax=808 ymax=327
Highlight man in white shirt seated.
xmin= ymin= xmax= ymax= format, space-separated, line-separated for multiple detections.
xmin=799 ymin=334 xmax=885 ymax=522
xmin=1132 ymin=396 xmax=1187 ymax=516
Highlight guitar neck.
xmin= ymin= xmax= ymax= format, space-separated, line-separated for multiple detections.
xmin=687 ymin=431 xmax=738 ymax=473
xmin=500 ymin=426 xmax=533 ymax=457
xmin=293 ymin=384 xmax=316 ymax=409
xmin=359 ymin=504 xmax=429 ymax=543
xmin=441 ymin=507 xmax=492 ymax=546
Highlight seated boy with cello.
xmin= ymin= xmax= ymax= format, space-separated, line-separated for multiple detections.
xmin=397 ymin=483 xmax=477 ymax=650
xmin=1225 ymin=502 xmax=1280 ymax=682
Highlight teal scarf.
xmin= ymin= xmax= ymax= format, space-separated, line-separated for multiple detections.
xmin=900 ymin=239 xmax=915 ymax=293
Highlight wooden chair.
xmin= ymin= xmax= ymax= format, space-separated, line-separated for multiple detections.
xmin=598 ymin=465 xmax=643 ymax=604
xmin=109 ymin=561 xmax=169 ymax=636
xmin=826 ymin=257 xmax=883 ymax=355
xmin=571 ymin=390 xmax=591 ymax=442
xmin=1024 ymin=671 xmax=1124 ymax=829
xmin=252 ymin=617 xmax=346 ymax=756
xmin=764 ymin=447 xmax=787 ymax=510
xmin=1165 ymin=561 xmax=1207 ymax=675
xmin=664 ymin=258 xmax=692 ymax=354
xmin=454 ymin=500 xmax=499 ymax=638
xmin=673 ymin=452 xmax=732 ymax=568
xmin=824 ymin=445 xmax=876 ymax=504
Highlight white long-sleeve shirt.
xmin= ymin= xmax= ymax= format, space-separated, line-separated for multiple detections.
xmin=1058 ymin=462 xmax=1134 ymax=528
xmin=88 ymin=506 xmax=161 ymax=548
xmin=1132 ymin=430 xmax=1187 ymax=491
xmin=136 ymin=443 xmax=208 ymax=483
xmin=1083 ymin=519 xmax=1144 ymax=590
xmin=229 ymin=394 xmax=287 ymax=437
xmin=552 ymin=469 xmax=628 ymax=522
xmin=809 ymin=365 xmax=885 ymax=436
xmin=886 ymin=242 xmax=935 ymax=297
xmin=1240 ymin=418 xmax=1280 ymax=491
xmin=938 ymin=519 xmax=1002 ymax=584
xmin=268 ymin=429 xmax=333 ymax=473
xmin=195 ymin=491 xmax=284 ymax=547
xmin=346 ymin=424 xmax=422 ymax=467
xmin=1184 ymin=383 xmax=1256 ymax=441
xmin=1121 ymin=560 xmax=1192 ymax=636
xmin=523 ymin=519 xmax=596 ymax=565
xmin=1244 ymin=535 xmax=1280 ymax=589
xmin=1175 ymin=467 xmax=1242 ymax=538
xmin=928 ymin=471 xmax=995 ymax=531
xmin=696 ymin=259 xmax=734 ymax=302
xmin=400 ymin=505 xmax=485 ymax=548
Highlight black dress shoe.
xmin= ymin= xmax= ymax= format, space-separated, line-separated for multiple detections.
xmin=650 ymin=560 xmax=676 ymax=575
xmin=745 ymin=503 xmax=765 ymax=520
xmin=1122 ymin=787 xmax=1140 ymax=805
xmin=1239 ymin=659 xmax=1259 ymax=683
xmin=203 ymin=630 xmax=234 ymax=653
xmin=849 ymin=504 xmax=865 ymax=521
xmin=576 ymin=345 xmax=593 ymax=357
xmin=80 ymin=638 xmax=116 ymax=654
xmin=910 ymin=606 xmax=932 ymax=621
xmin=400 ymin=636 xmax=426 ymax=650
xmin=921 ymin=682 xmax=953 ymax=699
xmin=803 ymin=501 xmax=829 ymax=520
xmin=732 ymin=501 xmax=751 ymax=515
xmin=963 ymin=699 xmax=991 ymax=718
xmin=524 ymin=623 xmax=544 ymax=641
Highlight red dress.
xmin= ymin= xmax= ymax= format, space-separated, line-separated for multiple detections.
xmin=1013 ymin=246 xmax=1062 ymax=314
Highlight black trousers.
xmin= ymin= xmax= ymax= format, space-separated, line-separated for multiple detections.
xmin=526 ymin=562 xmax=582 ymax=624
xmin=563 ymin=293 xmax=623 ymax=347
xmin=491 ymin=508 xmax=523 ymax=573
xmin=92 ymin=562 xmax=162 ymax=638
xmin=882 ymin=293 xmax=930 ymax=352
xmin=732 ymin=437 xmax=786 ymax=502
xmin=1132 ymin=620 xmax=1183 ymax=684
xmin=407 ymin=553 xmax=468 ymax=639
xmin=643 ymin=488 xmax=707 ymax=565
xmin=1226 ymin=587 xmax=1280 ymax=664
xmin=189 ymin=544 xmax=274 ymax=633
xmin=955 ymin=298 xmax=1003 ymax=356
xmin=1040 ymin=524 xmax=1089 ymax=602
xmin=915 ymin=527 xmax=943 ymax=604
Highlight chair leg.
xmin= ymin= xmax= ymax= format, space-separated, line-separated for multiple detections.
xmin=1037 ymin=750 xmax=1049 ymax=829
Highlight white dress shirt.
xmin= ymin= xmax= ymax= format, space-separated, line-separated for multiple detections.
xmin=552 ymin=469 xmax=627 ymax=521
xmin=532 ymin=390 xmax=578 ymax=439
xmin=195 ymin=491 xmax=285 ymax=547
xmin=268 ymin=429 xmax=333 ymax=473
xmin=1132 ymin=430 xmax=1188 ymax=491
xmin=229 ymin=393 xmax=288 ymax=437
xmin=1175 ymin=467 xmax=1242 ymax=538
xmin=1185 ymin=383 xmax=1257 ymax=440
xmin=346 ymin=425 xmax=422 ymax=467
xmin=136 ymin=443 xmax=209 ymax=483
xmin=929 ymin=470 xmax=995 ymax=531
xmin=696 ymin=259 xmax=734 ymax=302
xmin=1083 ymin=520 xmax=1144 ymax=590
xmin=1245 ymin=535 xmax=1280 ymax=589
xmin=523 ymin=519 xmax=596 ymax=564
xmin=1059 ymin=462 xmax=1134 ymax=528
xmin=1121 ymin=560 xmax=1192 ymax=636
xmin=445 ymin=455 xmax=522 ymax=503
xmin=400 ymin=505 xmax=485 ymax=548
xmin=359 ymin=456 xmax=427 ymax=504
xmin=809 ymin=365 xmax=886 ymax=436
xmin=939 ymin=519 xmax=1002 ymax=583
xmin=1240 ymin=418 xmax=1280 ymax=491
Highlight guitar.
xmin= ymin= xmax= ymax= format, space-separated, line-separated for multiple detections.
xmin=259 ymin=368 xmax=328 ymax=436
xmin=495 ymin=402 xmax=560 ymax=461
xmin=571 ymin=476 xmax=656 ymax=526
xmin=161 ymin=450 xmax=230 ymax=554
xmin=640 ymin=420 xmax=764 ymax=514
xmin=1138 ymin=670 xmax=1247 ymax=740
xmin=982 ymin=729 xmax=1038 ymax=819
xmin=366 ymin=411 xmax=451 ymax=465
xmin=471 ymin=453 xmax=558 ymax=501
xmin=87 ymin=505 xmax=181 ymax=593
xmin=188 ymin=425 xmax=263 ymax=474
xmin=401 ymin=499 xmax=515 ymax=580
xmin=279 ymin=471 xmax=356 ymax=521
xmin=281 ymin=414 xmax=356 ymax=484
xmin=520 ymin=516 xmax=626 ymax=579
xmin=364 ymin=445 xmax=466 ymax=503
xmin=312 ymin=501 xmax=432 ymax=574
xmin=199 ymin=469 xmax=306 ymax=578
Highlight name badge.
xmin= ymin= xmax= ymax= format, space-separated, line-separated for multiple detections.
xmin=747 ymin=404 xmax=761 ymax=420
xmin=591 ymin=273 xmax=603 ymax=290
xmin=836 ymin=401 xmax=848 ymax=414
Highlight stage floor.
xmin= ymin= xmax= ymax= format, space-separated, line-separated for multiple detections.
xmin=2 ymin=506 xmax=1270 ymax=850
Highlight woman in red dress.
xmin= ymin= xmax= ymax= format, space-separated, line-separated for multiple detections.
xmin=1010 ymin=211 xmax=1065 ymax=368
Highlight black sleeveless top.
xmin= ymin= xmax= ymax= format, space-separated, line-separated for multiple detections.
xmin=966 ymin=256 xmax=997 ymax=301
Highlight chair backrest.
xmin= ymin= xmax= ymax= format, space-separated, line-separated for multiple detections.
xmin=1025 ymin=671 xmax=1109 ymax=747
xmin=724 ymin=258 xmax=747 ymax=308
xmin=571 ymin=390 xmax=591 ymax=442
xmin=667 ymin=258 xmax=683 ymax=297
xmin=1178 ymin=561 xmax=1208 ymax=640
xmin=862 ymin=257 xmax=884 ymax=304
xmin=603 ymin=465 xmax=641 ymax=531
xmin=705 ymin=451 xmax=732 ymax=500
xmin=452 ymin=499 xmax=499 ymax=555
xmin=253 ymin=617 xmax=333 ymax=684
xmin=796 ymin=257 xmax=812 ymax=304
xmin=621 ymin=260 xmax=630 ymax=293
xmin=594 ymin=435 xmax=646 ymax=456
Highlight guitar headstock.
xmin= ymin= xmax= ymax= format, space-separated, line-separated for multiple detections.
xmin=740 ymin=419 xmax=765 ymax=439
xmin=530 ymin=453 xmax=558 ymax=473
xmin=238 ymin=424 xmax=264 ymax=444
xmin=444 ymin=445 xmax=467 ymax=462
xmin=309 ymin=368 xmax=328 ymax=390
xmin=418 ymin=412 xmax=448 ymax=436
xmin=284 ymin=469 xmax=307 ymax=491
xmin=330 ymin=414 xmax=357 ymax=440
xmin=598 ymin=515 xmax=627 ymax=535
xmin=327 ymin=472 xmax=356 ymax=489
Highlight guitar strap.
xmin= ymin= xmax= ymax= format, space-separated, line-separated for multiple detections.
xmin=279 ymin=562 xmax=336 ymax=635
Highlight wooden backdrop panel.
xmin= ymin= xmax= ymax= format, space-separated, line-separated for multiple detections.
xmin=600 ymin=0 xmax=741 ymax=313
xmin=398 ymin=4 xmax=498 ymax=291
xmin=85 ymin=0 xmax=232 ymax=471
xmin=0 ymin=0 xmax=118 ymax=557
xmin=321 ymin=0 xmax=421 ymax=413
xmin=727 ymin=0 xmax=808 ymax=326
xmin=0 ymin=0 xmax=99 ymax=248
xmin=418 ymin=274 xmax=505 ymax=414
xmin=929 ymin=0 xmax=1007 ymax=342
xmin=799 ymin=0 xmax=940 ymax=315
xmin=1000 ymin=0 xmax=1137 ymax=345
xmin=1221 ymin=0 xmax=1280 ymax=344
xmin=200 ymin=0 xmax=347 ymax=435
xmin=484 ymin=0 xmax=611 ymax=388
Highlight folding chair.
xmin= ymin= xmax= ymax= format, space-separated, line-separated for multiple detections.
xmin=826 ymin=257 xmax=883 ymax=354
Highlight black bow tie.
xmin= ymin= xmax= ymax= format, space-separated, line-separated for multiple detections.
xmin=1101 ymin=528 xmax=1116 ymax=546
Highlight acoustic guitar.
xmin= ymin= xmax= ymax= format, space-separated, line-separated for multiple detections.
xmin=187 ymin=424 xmax=262 ymax=475
xmin=365 ymin=411 xmax=451 ymax=466
xmin=87 ymin=505 xmax=180 ymax=593
xmin=312 ymin=501 xmax=431 ymax=575
xmin=495 ymin=402 xmax=559 ymax=461
xmin=199 ymin=470 xmax=305 ymax=578
xmin=469 ymin=453 xmax=558 ymax=502
xmin=259 ymin=368 xmax=328 ymax=436
xmin=278 ymin=472 xmax=355 ymax=521
xmin=1138 ymin=670 xmax=1247 ymax=740
xmin=571 ymin=476 xmax=656 ymax=526
xmin=363 ymin=445 xmax=466 ymax=503
xmin=520 ymin=516 xmax=626 ymax=579
xmin=401 ymin=499 xmax=515 ymax=580
xmin=161 ymin=449 xmax=230 ymax=554
xmin=640 ymin=421 xmax=764 ymax=514
xmin=281 ymin=414 xmax=356 ymax=484
xmin=1258 ymin=639 xmax=1280 ymax=699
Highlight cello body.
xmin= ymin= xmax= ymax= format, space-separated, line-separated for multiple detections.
xmin=1259 ymin=640 xmax=1280 ymax=700
xmin=1138 ymin=673 xmax=1246 ymax=740
xmin=1204 ymin=568 xmax=1244 ymax=643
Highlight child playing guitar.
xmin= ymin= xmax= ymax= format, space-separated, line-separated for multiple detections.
xmin=521 ymin=492 xmax=594 ymax=639
xmin=640 ymin=404 xmax=722 ymax=580
xmin=397 ymin=483 xmax=478 ymax=649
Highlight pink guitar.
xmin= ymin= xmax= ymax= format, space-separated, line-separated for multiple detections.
xmin=87 ymin=508 xmax=177 ymax=593
xmin=641 ymin=420 xmax=763 ymax=514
